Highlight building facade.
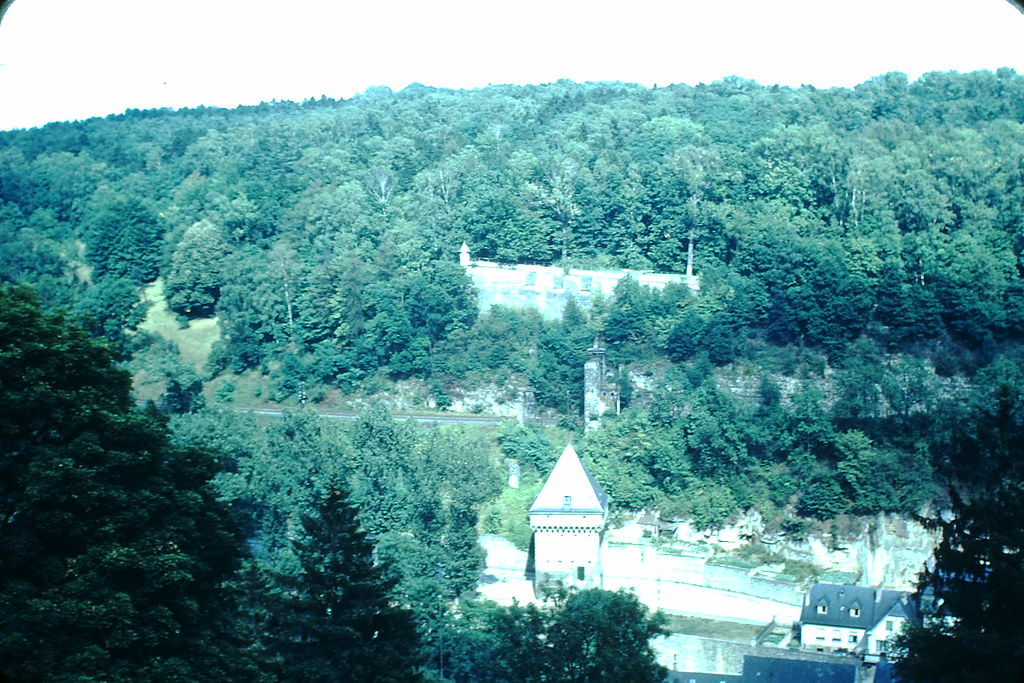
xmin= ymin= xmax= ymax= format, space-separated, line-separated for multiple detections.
xmin=529 ymin=444 xmax=609 ymax=594
xmin=799 ymin=583 xmax=918 ymax=659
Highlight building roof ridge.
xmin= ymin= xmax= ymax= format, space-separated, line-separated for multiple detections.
xmin=529 ymin=444 xmax=609 ymax=514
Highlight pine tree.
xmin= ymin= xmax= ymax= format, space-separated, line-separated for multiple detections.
xmin=895 ymin=369 xmax=1024 ymax=682
xmin=264 ymin=485 xmax=422 ymax=682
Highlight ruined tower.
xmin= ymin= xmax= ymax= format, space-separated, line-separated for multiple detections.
xmin=528 ymin=444 xmax=609 ymax=595
xmin=583 ymin=337 xmax=619 ymax=431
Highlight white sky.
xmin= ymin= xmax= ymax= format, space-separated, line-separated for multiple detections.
xmin=0 ymin=0 xmax=1022 ymax=130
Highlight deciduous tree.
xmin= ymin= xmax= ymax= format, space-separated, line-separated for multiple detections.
xmin=0 ymin=285 xmax=252 ymax=681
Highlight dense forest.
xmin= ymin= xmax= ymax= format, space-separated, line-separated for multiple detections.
xmin=2 ymin=70 xmax=1023 ymax=522
xmin=2 ymin=70 xmax=1024 ymax=679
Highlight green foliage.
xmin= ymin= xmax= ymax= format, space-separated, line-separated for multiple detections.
xmin=895 ymin=373 xmax=1024 ymax=682
xmin=439 ymin=590 xmax=666 ymax=683
xmin=0 ymin=285 xmax=252 ymax=681
xmin=180 ymin=402 xmax=503 ymax=660
xmin=261 ymin=486 xmax=423 ymax=682
xmin=350 ymin=406 xmax=502 ymax=604
xmin=5 ymin=73 xmax=1021 ymax=394
xmin=6 ymin=77 xmax=1024 ymax=676
xmin=3 ymin=72 xmax=1024 ymax=538
xmin=84 ymin=196 xmax=164 ymax=285
xmin=166 ymin=219 xmax=228 ymax=317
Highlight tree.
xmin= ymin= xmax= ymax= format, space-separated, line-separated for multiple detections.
xmin=166 ymin=218 xmax=229 ymax=317
xmin=263 ymin=486 xmax=422 ymax=682
xmin=442 ymin=590 xmax=666 ymax=683
xmin=545 ymin=589 xmax=667 ymax=683
xmin=0 ymin=285 xmax=252 ymax=681
xmin=84 ymin=196 xmax=164 ymax=285
xmin=895 ymin=364 xmax=1024 ymax=682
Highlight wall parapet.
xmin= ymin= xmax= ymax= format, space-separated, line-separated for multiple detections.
xmin=462 ymin=252 xmax=698 ymax=319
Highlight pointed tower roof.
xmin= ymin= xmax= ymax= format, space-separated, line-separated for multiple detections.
xmin=529 ymin=444 xmax=609 ymax=514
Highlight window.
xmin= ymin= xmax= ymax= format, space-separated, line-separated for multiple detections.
xmin=817 ymin=603 xmax=828 ymax=615
xmin=577 ymin=566 xmax=586 ymax=581
xmin=850 ymin=607 xmax=861 ymax=618
xmin=848 ymin=634 xmax=858 ymax=643
xmin=562 ymin=495 xmax=572 ymax=508
xmin=885 ymin=619 xmax=894 ymax=633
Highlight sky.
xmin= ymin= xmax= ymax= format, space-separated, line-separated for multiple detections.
xmin=0 ymin=0 xmax=1022 ymax=130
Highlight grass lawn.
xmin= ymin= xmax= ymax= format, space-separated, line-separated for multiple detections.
xmin=479 ymin=476 xmax=544 ymax=550
xmin=662 ymin=614 xmax=763 ymax=642
xmin=138 ymin=279 xmax=220 ymax=372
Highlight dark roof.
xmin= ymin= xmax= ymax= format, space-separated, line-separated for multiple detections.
xmin=873 ymin=661 xmax=901 ymax=683
xmin=800 ymin=583 xmax=918 ymax=630
xmin=667 ymin=655 xmax=861 ymax=683
xmin=742 ymin=655 xmax=857 ymax=683
xmin=664 ymin=672 xmax=742 ymax=683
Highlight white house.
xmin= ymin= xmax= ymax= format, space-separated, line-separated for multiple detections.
xmin=799 ymin=582 xmax=918 ymax=659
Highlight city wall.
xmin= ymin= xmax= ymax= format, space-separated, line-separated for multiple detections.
xmin=601 ymin=541 xmax=804 ymax=624
xmin=465 ymin=259 xmax=697 ymax=319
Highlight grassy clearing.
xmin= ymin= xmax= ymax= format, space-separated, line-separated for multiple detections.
xmin=662 ymin=614 xmax=762 ymax=642
xmin=479 ymin=476 xmax=544 ymax=550
xmin=138 ymin=279 xmax=220 ymax=372
xmin=206 ymin=370 xmax=278 ymax=407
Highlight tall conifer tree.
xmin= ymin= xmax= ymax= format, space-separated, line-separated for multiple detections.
xmin=896 ymin=370 xmax=1024 ymax=682
xmin=264 ymin=485 xmax=422 ymax=682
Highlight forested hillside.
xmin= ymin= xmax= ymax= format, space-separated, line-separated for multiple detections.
xmin=2 ymin=70 xmax=1023 ymax=530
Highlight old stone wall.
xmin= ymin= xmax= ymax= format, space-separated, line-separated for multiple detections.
xmin=464 ymin=258 xmax=697 ymax=319
xmin=774 ymin=514 xmax=941 ymax=589
xmin=672 ymin=512 xmax=940 ymax=591
xmin=601 ymin=541 xmax=804 ymax=623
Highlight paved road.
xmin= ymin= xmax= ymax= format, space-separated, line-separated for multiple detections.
xmin=234 ymin=406 xmax=510 ymax=426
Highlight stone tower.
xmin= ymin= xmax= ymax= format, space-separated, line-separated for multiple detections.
xmin=529 ymin=444 xmax=609 ymax=594
xmin=583 ymin=337 xmax=619 ymax=431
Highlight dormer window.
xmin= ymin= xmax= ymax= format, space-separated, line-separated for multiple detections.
xmin=850 ymin=606 xmax=861 ymax=618
xmin=817 ymin=603 xmax=828 ymax=615
xmin=563 ymin=495 xmax=572 ymax=508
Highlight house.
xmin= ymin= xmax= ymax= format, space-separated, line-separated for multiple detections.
xmin=799 ymin=583 xmax=918 ymax=659
xmin=528 ymin=444 xmax=609 ymax=594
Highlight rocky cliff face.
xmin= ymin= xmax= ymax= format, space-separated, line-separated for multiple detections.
xmin=674 ymin=511 xmax=940 ymax=591
xmin=777 ymin=514 xmax=940 ymax=589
